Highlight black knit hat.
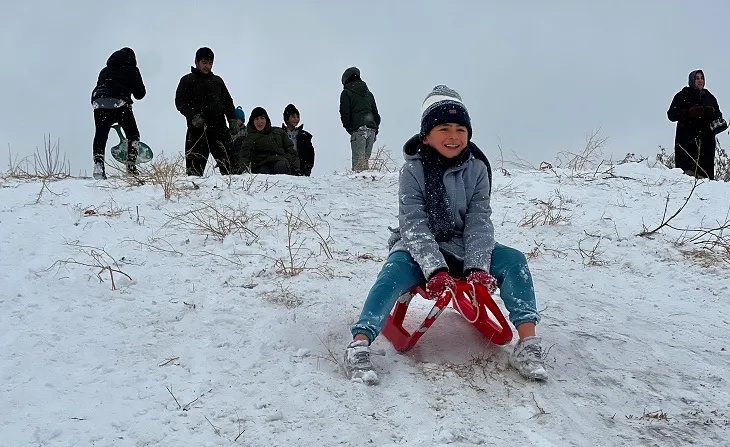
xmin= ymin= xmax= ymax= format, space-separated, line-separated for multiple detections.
xmin=195 ymin=47 xmax=214 ymax=62
xmin=420 ymin=85 xmax=472 ymax=139
xmin=283 ymin=104 xmax=300 ymax=121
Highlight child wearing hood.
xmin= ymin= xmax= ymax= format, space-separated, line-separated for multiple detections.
xmin=90 ymin=47 xmax=146 ymax=179
xmin=344 ymin=85 xmax=548 ymax=384
xmin=241 ymin=107 xmax=300 ymax=175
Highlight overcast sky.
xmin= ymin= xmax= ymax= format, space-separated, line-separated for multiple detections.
xmin=1 ymin=0 xmax=729 ymax=175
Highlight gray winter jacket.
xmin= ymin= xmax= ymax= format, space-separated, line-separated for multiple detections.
xmin=388 ymin=136 xmax=495 ymax=279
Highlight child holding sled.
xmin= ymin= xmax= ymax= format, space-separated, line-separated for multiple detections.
xmin=344 ymin=85 xmax=548 ymax=384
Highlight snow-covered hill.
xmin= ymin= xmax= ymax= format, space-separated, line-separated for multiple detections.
xmin=2 ymin=162 xmax=729 ymax=446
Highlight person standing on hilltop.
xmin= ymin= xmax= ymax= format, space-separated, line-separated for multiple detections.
xmin=175 ymin=47 xmax=239 ymax=176
xmin=90 ymin=47 xmax=146 ymax=179
xmin=667 ymin=69 xmax=727 ymax=180
xmin=339 ymin=67 xmax=381 ymax=172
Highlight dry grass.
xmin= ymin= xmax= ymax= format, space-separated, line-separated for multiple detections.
xmin=5 ymin=135 xmax=71 ymax=181
xmin=163 ymin=202 xmax=264 ymax=243
xmin=419 ymin=353 xmax=505 ymax=393
xmin=268 ymin=197 xmax=335 ymax=277
xmin=369 ymin=145 xmax=399 ymax=173
xmin=146 ymin=152 xmax=186 ymax=199
xmin=519 ymin=189 xmax=573 ymax=228
xmin=626 ymin=409 xmax=669 ymax=421
xmin=263 ymin=282 xmax=303 ymax=308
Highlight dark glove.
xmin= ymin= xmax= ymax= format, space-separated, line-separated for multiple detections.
xmin=426 ymin=270 xmax=456 ymax=299
xmin=192 ymin=114 xmax=206 ymax=128
xmin=688 ymin=106 xmax=705 ymax=118
xmin=466 ymin=269 xmax=498 ymax=294
xmin=704 ymin=106 xmax=716 ymax=116
xmin=228 ymin=119 xmax=240 ymax=135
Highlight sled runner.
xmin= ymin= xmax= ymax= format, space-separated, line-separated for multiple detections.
xmin=110 ymin=124 xmax=154 ymax=164
xmin=381 ymin=280 xmax=513 ymax=352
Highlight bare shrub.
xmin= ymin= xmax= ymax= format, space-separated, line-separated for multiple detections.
xmin=164 ymin=202 xmax=264 ymax=243
xmin=715 ymin=139 xmax=730 ymax=182
xmin=48 ymin=240 xmax=132 ymax=290
xmin=5 ymin=135 xmax=71 ymax=180
xmin=655 ymin=145 xmax=675 ymax=170
xmin=556 ymin=128 xmax=608 ymax=173
xmin=146 ymin=152 xmax=186 ymax=200
xmin=314 ymin=333 xmax=344 ymax=369
xmin=575 ymin=234 xmax=605 ymax=266
xmin=33 ymin=178 xmax=62 ymax=204
xmin=672 ymin=213 xmax=730 ymax=266
xmin=637 ymin=176 xmax=701 ymax=237
xmin=270 ymin=198 xmax=335 ymax=277
xmin=370 ymin=145 xmax=397 ymax=172
xmin=519 ymin=189 xmax=572 ymax=228
xmin=638 ymin=175 xmax=729 ymax=264
xmin=369 ymin=145 xmax=399 ymax=173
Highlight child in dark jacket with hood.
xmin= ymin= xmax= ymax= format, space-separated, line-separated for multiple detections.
xmin=241 ymin=107 xmax=300 ymax=175
xmin=91 ymin=47 xmax=146 ymax=179
xmin=344 ymin=85 xmax=547 ymax=384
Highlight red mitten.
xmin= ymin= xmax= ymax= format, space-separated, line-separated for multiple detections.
xmin=467 ymin=270 xmax=498 ymax=294
xmin=426 ymin=271 xmax=456 ymax=298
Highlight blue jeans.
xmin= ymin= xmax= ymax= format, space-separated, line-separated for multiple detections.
xmin=351 ymin=244 xmax=540 ymax=343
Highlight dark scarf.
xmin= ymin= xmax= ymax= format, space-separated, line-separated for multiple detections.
xmin=419 ymin=145 xmax=472 ymax=242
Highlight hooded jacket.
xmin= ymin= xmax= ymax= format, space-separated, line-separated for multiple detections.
xmin=241 ymin=108 xmax=300 ymax=173
xmin=339 ymin=68 xmax=381 ymax=134
xmin=387 ymin=135 xmax=495 ymax=279
xmin=91 ymin=48 xmax=146 ymax=105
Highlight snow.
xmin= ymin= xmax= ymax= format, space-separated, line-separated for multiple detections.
xmin=1 ymin=162 xmax=729 ymax=446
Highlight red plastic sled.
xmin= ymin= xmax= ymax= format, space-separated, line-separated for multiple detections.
xmin=381 ymin=280 xmax=513 ymax=352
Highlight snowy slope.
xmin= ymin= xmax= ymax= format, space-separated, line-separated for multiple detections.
xmin=1 ymin=163 xmax=729 ymax=447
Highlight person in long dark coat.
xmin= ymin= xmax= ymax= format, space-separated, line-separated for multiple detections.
xmin=667 ymin=70 xmax=727 ymax=180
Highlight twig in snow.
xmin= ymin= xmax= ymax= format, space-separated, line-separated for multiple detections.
xmin=637 ymin=175 xmax=701 ymax=237
xmin=234 ymin=410 xmax=245 ymax=442
xmin=166 ymin=385 xmax=182 ymax=410
xmin=204 ymin=415 xmax=222 ymax=436
xmin=530 ymin=392 xmax=550 ymax=418
xmin=183 ymin=388 xmax=213 ymax=411
xmin=158 ymin=357 xmax=179 ymax=367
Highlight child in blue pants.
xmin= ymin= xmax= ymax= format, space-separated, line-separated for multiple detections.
xmin=344 ymin=85 xmax=547 ymax=384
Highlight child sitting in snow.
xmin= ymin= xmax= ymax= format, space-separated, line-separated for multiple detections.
xmin=344 ymin=85 xmax=548 ymax=384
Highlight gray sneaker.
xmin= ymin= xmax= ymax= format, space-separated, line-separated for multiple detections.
xmin=509 ymin=336 xmax=548 ymax=381
xmin=93 ymin=161 xmax=106 ymax=180
xmin=343 ymin=340 xmax=379 ymax=384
